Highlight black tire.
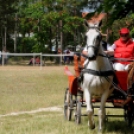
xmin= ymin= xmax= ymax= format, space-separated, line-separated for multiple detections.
xmin=75 ymin=101 xmax=81 ymax=124
xmin=124 ymin=104 xmax=134 ymax=127
xmin=64 ymin=88 xmax=74 ymax=121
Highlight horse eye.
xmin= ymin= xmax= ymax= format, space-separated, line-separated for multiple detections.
xmin=85 ymin=36 xmax=87 ymax=40
xmin=97 ymin=35 xmax=102 ymax=40
xmin=99 ymin=35 xmax=102 ymax=40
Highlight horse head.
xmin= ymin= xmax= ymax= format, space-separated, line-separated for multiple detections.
xmin=84 ymin=20 xmax=102 ymax=60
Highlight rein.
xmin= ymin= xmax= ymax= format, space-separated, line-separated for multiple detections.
xmin=82 ymin=53 xmax=109 ymax=60
xmin=86 ymin=45 xmax=98 ymax=50
xmin=86 ymin=45 xmax=99 ymax=58
xmin=82 ymin=69 xmax=114 ymax=76
xmin=82 ymin=53 xmax=114 ymax=76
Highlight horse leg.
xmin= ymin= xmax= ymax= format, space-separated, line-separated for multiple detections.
xmin=98 ymin=92 xmax=109 ymax=131
xmin=84 ymin=88 xmax=95 ymax=129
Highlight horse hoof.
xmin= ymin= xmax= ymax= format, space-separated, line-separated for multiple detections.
xmin=90 ymin=125 xmax=95 ymax=129
xmin=88 ymin=121 xmax=95 ymax=129
xmin=98 ymin=128 xmax=103 ymax=134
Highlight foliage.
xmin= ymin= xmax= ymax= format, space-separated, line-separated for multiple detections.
xmin=111 ymin=15 xmax=134 ymax=40
xmin=1 ymin=0 xmax=134 ymax=52
xmin=0 ymin=0 xmax=19 ymax=50
xmin=17 ymin=0 xmax=84 ymax=52
xmin=17 ymin=37 xmax=38 ymax=52
xmin=98 ymin=0 xmax=134 ymax=24
xmin=94 ymin=0 xmax=134 ymax=43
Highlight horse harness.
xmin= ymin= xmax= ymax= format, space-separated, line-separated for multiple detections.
xmin=82 ymin=68 xmax=114 ymax=77
xmin=80 ymin=54 xmax=134 ymax=97
xmin=79 ymin=53 xmax=115 ymax=88
xmin=81 ymin=53 xmax=114 ymax=76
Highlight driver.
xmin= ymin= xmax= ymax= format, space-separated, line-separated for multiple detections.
xmin=105 ymin=27 xmax=134 ymax=71
xmin=106 ymin=28 xmax=134 ymax=107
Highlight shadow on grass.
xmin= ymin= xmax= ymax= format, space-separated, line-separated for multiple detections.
xmin=103 ymin=120 xmax=134 ymax=134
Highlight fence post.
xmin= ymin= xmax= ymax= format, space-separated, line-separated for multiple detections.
xmin=33 ymin=54 xmax=35 ymax=66
xmin=2 ymin=52 xmax=5 ymax=66
xmin=40 ymin=53 xmax=42 ymax=70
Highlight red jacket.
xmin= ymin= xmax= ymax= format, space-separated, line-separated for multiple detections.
xmin=114 ymin=38 xmax=134 ymax=64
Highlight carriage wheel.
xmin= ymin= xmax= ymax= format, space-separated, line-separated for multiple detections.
xmin=124 ymin=104 xmax=134 ymax=127
xmin=64 ymin=88 xmax=74 ymax=121
xmin=75 ymin=101 xmax=81 ymax=124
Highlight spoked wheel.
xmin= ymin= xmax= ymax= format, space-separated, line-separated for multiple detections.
xmin=124 ymin=103 xmax=134 ymax=127
xmin=64 ymin=88 xmax=74 ymax=121
xmin=75 ymin=101 xmax=81 ymax=124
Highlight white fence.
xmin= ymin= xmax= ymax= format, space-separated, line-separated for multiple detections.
xmin=0 ymin=52 xmax=74 ymax=66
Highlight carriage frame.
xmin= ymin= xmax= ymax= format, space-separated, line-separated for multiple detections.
xmin=63 ymin=55 xmax=134 ymax=127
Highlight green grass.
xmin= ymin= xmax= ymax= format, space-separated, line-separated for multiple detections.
xmin=0 ymin=111 xmax=133 ymax=134
xmin=0 ymin=65 xmax=134 ymax=134
xmin=0 ymin=66 xmax=68 ymax=114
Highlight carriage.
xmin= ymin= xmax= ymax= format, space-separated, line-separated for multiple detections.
xmin=63 ymin=56 xmax=134 ymax=127
xmin=63 ymin=18 xmax=134 ymax=130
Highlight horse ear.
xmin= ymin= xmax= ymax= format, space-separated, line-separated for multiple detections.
xmin=98 ymin=20 xmax=102 ymax=27
xmin=83 ymin=19 xmax=89 ymax=29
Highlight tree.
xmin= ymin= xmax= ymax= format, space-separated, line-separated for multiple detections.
xmin=93 ymin=0 xmax=134 ymax=41
xmin=17 ymin=0 xmax=85 ymax=53
xmin=97 ymin=0 xmax=134 ymax=25
xmin=0 ymin=0 xmax=19 ymax=51
xmin=4 ymin=0 xmax=134 ymax=52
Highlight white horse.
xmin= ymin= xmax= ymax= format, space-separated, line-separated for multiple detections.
xmin=81 ymin=21 xmax=114 ymax=131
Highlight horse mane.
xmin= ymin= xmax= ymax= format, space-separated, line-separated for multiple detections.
xmin=127 ymin=62 xmax=134 ymax=89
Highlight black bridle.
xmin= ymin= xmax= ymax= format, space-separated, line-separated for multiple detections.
xmin=86 ymin=28 xmax=102 ymax=59
xmin=85 ymin=46 xmax=99 ymax=60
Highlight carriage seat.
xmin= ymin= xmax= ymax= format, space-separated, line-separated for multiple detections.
xmin=115 ymin=71 xmax=128 ymax=92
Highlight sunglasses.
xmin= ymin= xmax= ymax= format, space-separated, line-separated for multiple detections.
xmin=120 ymin=34 xmax=129 ymax=37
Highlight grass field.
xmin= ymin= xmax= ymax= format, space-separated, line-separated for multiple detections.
xmin=0 ymin=65 xmax=134 ymax=134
